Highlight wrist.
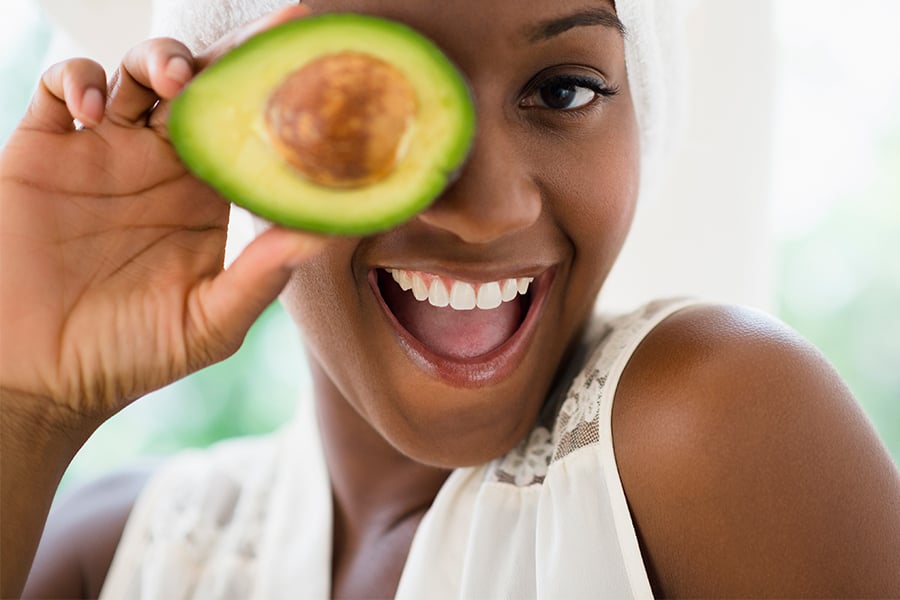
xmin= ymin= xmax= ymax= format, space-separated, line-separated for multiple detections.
xmin=0 ymin=388 xmax=97 ymax=463
xmin=0 ymin=389 xmax=95 ymax=600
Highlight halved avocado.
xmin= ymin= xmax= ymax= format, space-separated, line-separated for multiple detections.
xmin=168 ymin=13 xmax=476 ymax=235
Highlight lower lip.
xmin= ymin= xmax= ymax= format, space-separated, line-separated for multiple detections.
xmin=368 ymin=268 xmax=554 ymax=388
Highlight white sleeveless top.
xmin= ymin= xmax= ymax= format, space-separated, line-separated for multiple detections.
xmin=101 ymin=298 xmax=698 ymax=599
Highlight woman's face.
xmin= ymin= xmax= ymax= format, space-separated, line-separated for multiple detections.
xmin=280 ymin=0 xmax=639 ymax=467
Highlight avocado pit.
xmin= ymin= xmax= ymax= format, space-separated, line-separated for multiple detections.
xmin=264 ymin=51 xmax=418 ymax=188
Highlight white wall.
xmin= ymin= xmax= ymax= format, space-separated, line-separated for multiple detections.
xmin=602 ymin=0 xmax=776 ymax=312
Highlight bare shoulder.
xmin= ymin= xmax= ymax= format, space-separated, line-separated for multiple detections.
xmin=612 ymin=302 xmax=900 ymax=598
xmin=22 ymin=464 xmax=156 ymax=600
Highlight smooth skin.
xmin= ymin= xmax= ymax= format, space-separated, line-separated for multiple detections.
xmin=3 ymin=1 xmax=900 ymax=599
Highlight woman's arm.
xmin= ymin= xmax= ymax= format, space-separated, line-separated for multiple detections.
xmin=615 ymin=303 xmax=900 ymax=598
xmin=21 ymin=466 xmax=154 ymax=599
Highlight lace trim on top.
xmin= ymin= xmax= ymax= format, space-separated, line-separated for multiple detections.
xmin=490 ymin=298 xmax=691 ymax=486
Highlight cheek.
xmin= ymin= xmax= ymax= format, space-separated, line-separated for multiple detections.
xmin=279 ymin=247 xmax=363 ymax=367
xmin=545 ymin=108 xmax=640 ymax=250
xmin=539 ymin=103 xmax=641 ymax=310
xmin=576 ymin=143 xmax=639 ymax=254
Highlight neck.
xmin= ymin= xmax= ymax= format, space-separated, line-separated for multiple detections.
xmin=310 ymin=363 xmax=450 ymax=535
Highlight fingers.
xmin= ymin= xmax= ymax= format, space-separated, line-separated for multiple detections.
xmin=20 ymin=38 xmax=195 ymax=133
xmin=188 ymin=227 xmax=326 ymax=361
xmin=107 ymin=37 xmax=195 ymax=126
xmin=150 ymin=3 xmax=311 ymax=134
xmin=22 ymin=4 xmax=310 ymax=135
xmin=21 ymin=59 xmax=107 ymax=132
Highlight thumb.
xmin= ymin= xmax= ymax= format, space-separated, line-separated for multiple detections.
xmin=187 ymin=226 xmax=325 ymax=364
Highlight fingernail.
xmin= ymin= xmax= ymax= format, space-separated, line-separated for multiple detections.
xmin=80 ymin=87 xmax=104 ymax=127
xmin=165 ymin=56 xmax=193 ymax=86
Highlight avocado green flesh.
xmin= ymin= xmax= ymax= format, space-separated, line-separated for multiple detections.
xmin=168 ymin=14 xmax=475 ymax=234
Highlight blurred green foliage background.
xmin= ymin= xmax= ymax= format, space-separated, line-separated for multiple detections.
xmin=1 ymin=3 xmax=897 ymax=494
xmin=776 ymin=124 xmax=900 ymax=462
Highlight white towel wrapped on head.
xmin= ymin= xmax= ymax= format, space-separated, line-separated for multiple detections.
xmin=151 ymin=0 xmax=293 ymax=55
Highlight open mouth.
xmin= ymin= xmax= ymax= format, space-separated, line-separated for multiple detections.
xmin=370 ymin=266 xmax=553 ymax=384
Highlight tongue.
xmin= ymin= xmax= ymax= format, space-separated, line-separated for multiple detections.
xmin=381 ymin=276 xmax=523 ymax=359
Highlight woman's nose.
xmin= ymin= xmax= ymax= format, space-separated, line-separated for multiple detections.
xmin=415 ymin=118 xmax=542 ymax=244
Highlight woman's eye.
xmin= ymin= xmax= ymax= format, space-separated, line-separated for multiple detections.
xmin=520 ymin=73 xmax=617 ymax=112
xmin=537 ymin=82 xmax=598 ymax=110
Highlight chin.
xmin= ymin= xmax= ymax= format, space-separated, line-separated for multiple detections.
xmin=282 ymin=244 xmax=594 ymax=469
xmin=378 ymin=379 xmax=554 ymax=468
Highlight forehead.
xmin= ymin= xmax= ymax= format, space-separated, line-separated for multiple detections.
xmin=302 ymin=0 xmax=622 ymax=54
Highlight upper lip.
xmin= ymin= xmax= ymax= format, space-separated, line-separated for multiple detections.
xmin=358 ymin=224 xmax=566 ymax=286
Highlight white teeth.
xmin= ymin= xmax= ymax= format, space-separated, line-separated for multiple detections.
xmin=449 ymin=281 xmax=477 ymax=310
xmin=411 ymin=274 xmax=429 ymax=301
xmin=385 ymin=269 xmax=535 ymax=311
xmin=428 ymin=279 xmax=450 ymax=307
xmin=390 ymin=269 xmax=413 ymax=291
xmin=476 ymin=281 xmax=503 ymax=310
xmin=500 ymin=279 xmax=519 ymax=302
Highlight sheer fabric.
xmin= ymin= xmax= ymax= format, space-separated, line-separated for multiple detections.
xmin=101 ymin=298 xmax=699 ymax=599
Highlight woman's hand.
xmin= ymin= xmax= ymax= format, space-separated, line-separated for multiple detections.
xmin=0 ymin=5 xmax=321 ymax=597
xmin=0 ymin=4 xmax=318 ymax=433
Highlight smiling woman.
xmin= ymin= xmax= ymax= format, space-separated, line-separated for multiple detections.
xmin=275 ymin=0 xmax=641 ymax=473
xmin=2 ymin=1 xmax=899 ymax=599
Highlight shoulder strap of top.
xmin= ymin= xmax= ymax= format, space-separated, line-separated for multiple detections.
xmin=481 ymin=298 xmax=703 ymax=599
xmin=490 ymin=297 xmax=703 ymax=484
xmin=556 ymin=297 xmax=703 ymax=598
xmin=553 ymin=297 xmax=701 ymax=462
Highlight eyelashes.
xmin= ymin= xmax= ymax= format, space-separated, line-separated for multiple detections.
xmin=519 ymin=70 xmax=619 ymax=114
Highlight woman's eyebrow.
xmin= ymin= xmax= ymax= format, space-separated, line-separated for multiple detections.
xmin=526 ymin=8 xmax=626 ymax=42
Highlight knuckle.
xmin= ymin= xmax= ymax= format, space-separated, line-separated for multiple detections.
xmin=48 ymin=58 xmax=105 ymax=89
xmin=66 ymin=57 xmax=102 ymax=77
xmin=123 ymin=37 xmax=193 ymax=79
xmin=42 ymin=59 xmax=66 ymax=76
xmin=147 ymin=36 xmax=191 ymax=59
xmin=73 ymin=57 xmax=103 ymax=71
xmin=145 ymin=37 xmax=173 ymax=58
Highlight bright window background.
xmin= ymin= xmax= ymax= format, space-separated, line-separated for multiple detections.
xmin=772 ymin=1 xmax=900 ymax=458
xmin=1 ymin=1 xmax=897 ymax=493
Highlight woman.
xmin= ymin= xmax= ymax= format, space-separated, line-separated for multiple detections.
xmin=2 ymin=1 xmax=899 ymax=598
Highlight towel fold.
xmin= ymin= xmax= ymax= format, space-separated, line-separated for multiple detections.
xmin=151 ymin=0 xmax=293 ymax=54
